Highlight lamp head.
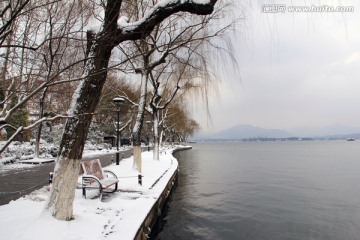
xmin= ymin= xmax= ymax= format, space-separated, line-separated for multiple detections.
xmin=113 ymin=97 xmax=125 ymax=106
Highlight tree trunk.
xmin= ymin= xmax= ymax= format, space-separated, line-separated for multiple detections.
xmin=159 ymin=129 xmax=164 ymax=148
xmin=34 ymin=122 xmax=42 ymax=158
xmin=132 ymin=74 xmax=147 ymax=172
xmin=47 ymin=41 xmax=112 ymax=220
xmin=133 ymin=146 xmax=142 ymax=173
xmin=46 ymin=158 xmax=80 ymax=220
xmin=35 ymin=89 xmax=47 ymax=158
xmin=153 ymin=109 xmax=160 ymax=161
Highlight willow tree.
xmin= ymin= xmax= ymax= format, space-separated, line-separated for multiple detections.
xmin=118 ymin=0 xmax=236 ymax=165
xmin=161 ymin=99 xmax=200 ymax=143
xmin=47 ymin=0 xmax=219 ymax=220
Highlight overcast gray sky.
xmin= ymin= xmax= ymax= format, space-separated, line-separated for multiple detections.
xmin=192 ymin=0 xmax=360 ymax=132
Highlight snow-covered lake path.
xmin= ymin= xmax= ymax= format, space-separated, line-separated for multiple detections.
xmin=0 ymin=146 xmax=185 ymax=240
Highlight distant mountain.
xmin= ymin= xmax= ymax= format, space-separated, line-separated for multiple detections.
xmin=192 ymin=124 xmax=360 ymax=141
xmin=288 ymin=124 xmax=360 ymax=137
xmin=193 ymin=124 xmax=292 ymax=140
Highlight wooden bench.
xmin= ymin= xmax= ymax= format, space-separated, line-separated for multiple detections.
xmin=80 ymin=159 xmax=119 ymax=199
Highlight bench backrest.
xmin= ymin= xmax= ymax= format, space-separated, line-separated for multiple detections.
xmin=80 ymin=159 xmax=104 ymax=180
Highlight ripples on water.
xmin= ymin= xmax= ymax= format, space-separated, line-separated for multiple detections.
xmin=154 ymin=141 xmax=360 ymax=240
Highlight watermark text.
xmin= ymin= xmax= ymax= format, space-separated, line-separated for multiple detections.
xmin=262 ymin=4 xmax=354 ymax=13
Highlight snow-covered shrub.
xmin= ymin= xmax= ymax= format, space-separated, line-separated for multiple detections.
xmin=1 ymin=122 xmax=109 ymax=163
xmin=0 ymin=141 xmax=34 ymax=159
xmin=87 ymin=123 xmax=104 ymax=145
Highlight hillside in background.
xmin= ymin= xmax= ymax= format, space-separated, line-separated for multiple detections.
xmin=288 ymin=124 xmax=360 ymax=138
xmin=192 ymin=124 xmax=360 ymax=141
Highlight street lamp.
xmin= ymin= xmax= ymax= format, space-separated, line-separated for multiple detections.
xmin=146 ymin=120 xmax=151 ymax=151
xmin=113 ymin=97 xmax=125 ymax=165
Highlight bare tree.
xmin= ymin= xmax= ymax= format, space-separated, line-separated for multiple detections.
xmin=0 ymin=0 xmax=30 ymax=46
xmin=47 ymin=0 xmax=219 ymax=221
xmin=34 ymin=2 xmax=89 ymax=158
xmin=132 ymin=4 xmax=235 ymax=161
xmin=161 ymin=99 xmax=200 ymax=143
xmin=0 ymin=1 xmax=91 ymax=155
xmin=103 ymin=0 xmax=237 ymax=168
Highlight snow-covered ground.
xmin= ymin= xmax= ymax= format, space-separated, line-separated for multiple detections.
xmin=0 ymin=146 xmax=187 ymax=240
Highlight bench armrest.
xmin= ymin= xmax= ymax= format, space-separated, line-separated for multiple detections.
xmin=82 ymin=174 xmax=101 ymax=181
xmin=82 ymin=175 xmax=101 ymax=188
xmin=103 ymin=170 xmax=118 ymax=179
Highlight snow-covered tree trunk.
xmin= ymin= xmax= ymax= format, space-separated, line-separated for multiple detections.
xmin=47 ymin=41 xmax=112 ymax=220
xmin=133 ymin=146 xmax=142 ymax=172
xmin=132 ymin=74 xmax=148 ymax=172
xmin=46 ymin=157 xmax=80 ymax=220
xmin=152 ymin=109 xmax=160 ymax=160
xmin=35 ymin=89 xmax=47 ymax=158
xmin=159 ymin=129 xmax=164 ymax=147
xmin=34 ymin=123 xmax=43 ymax=158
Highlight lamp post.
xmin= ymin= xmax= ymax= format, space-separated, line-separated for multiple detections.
xmin=146 ymin=120 xmax=151 ymax=151
xmin=113 ymin=97 xmax=124 ymax=165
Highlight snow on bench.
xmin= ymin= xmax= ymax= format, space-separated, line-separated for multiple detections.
xmin=80 ymin=159 xmax=118 ymax=200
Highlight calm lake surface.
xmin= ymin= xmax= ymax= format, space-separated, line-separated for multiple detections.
xmin=155 ymin=141 xmax=360 ymax=240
